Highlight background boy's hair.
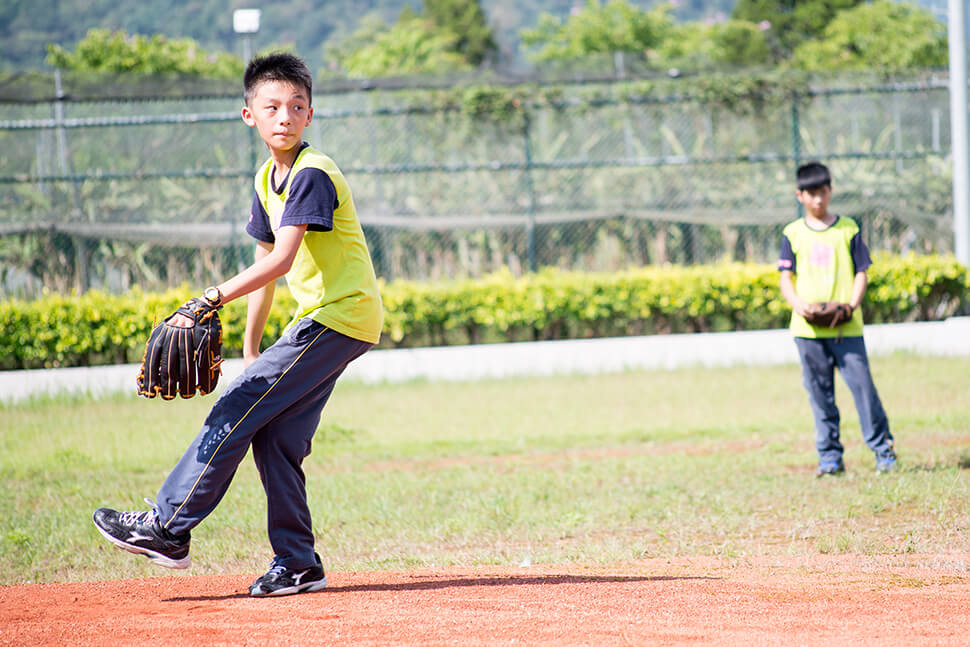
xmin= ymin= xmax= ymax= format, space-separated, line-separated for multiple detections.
xmin=244 ymin=53 xmax=313 ymax=106
xmin=796 ymin=162 xmax=831 ymax=191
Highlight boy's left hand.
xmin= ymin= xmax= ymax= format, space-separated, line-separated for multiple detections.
xmin=137 ymin=298 xmax=224 ymax=399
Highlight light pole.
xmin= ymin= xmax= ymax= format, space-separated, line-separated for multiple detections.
xmin=233 ymin=8 xmax=261 ymax=63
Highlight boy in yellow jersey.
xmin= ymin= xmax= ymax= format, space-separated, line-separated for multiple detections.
xmin=778 ymin=162 xmax=895 ymax=478
xmin=93 ymin=53 xmax=383 ymax=596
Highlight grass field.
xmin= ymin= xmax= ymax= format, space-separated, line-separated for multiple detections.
xmin=2 ymin=353 xmax=968 ymax=585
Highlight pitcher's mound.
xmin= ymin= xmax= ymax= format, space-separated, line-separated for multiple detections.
xmin=2 ymin=556 xmax=969 ymax=646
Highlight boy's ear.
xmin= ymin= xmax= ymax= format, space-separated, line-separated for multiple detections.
xmin=241 ymin=105 xmax=256 ymax=127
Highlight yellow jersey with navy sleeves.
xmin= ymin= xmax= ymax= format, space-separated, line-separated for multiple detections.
xmin=778 ymin=215 xmax=870 ymax=339
xmin=246 ymin=144 xmax=383 ymax=344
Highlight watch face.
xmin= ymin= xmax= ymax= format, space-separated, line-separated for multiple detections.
xmin=205 ymin=288 xmax=220 ymax=302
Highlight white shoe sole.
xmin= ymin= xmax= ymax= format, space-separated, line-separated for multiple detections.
xmin=251 ymin=575 xmax=328 ymax=597
xmin=94 ymin=523 xmax=191 ymax=569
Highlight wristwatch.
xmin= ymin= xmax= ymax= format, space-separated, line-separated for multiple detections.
xmin=203 ymin=286 xmax=223 ymax=306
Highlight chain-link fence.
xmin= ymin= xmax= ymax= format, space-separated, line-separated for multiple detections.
xmin=0 ymin=72 xmax=954 ymax=297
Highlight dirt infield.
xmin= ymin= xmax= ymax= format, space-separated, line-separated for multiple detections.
xmin=2 ymin=554 xmax=969 ymax=646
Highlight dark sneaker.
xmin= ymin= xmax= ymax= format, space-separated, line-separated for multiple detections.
xmin=92 ymin=501 xmax=190 ymax=569
xmin=249 ymin=554 xmax=327 ymax=597
xmin=815 ymin=460 xmax=845 ymax=478
xmin=876 ymin=451 xmax=898 ymax=473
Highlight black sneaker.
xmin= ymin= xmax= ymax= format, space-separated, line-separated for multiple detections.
xmin=249 ymin=554 xmax=328 ymax=597
xmin=92 ymin=500 xmax=190 ymax=569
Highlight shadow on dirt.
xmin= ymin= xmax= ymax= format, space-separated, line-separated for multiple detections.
xmin=164 ymin=573 xmax=720 ymax=602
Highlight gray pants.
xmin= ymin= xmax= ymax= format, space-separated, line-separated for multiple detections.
xmin=153 ymin=318 xmax=372 ymax=570
xmin=794 ymin=336 xmax=894 ymax=465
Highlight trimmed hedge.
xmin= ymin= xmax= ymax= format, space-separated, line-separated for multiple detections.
xmin=1 ymin=254 xmax=967 ymax=370
xmin=0 ymin=287 xmax=292 ymax=371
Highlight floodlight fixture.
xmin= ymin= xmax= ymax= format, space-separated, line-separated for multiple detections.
xmin=233 ymin=9 xmax=261 ymax=35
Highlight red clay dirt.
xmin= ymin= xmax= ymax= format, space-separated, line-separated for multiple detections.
xmin=2 ymin=554 xmax=969 ymax=646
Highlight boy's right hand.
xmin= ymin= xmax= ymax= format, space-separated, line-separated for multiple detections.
xmin=793 ymin=300 xmax=817 ymax=318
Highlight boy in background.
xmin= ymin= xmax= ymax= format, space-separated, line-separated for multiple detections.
xmin=93 ymin=53 xmax=383 ymax=595
xmin=778 ymin=162 xmax=896 ymax=477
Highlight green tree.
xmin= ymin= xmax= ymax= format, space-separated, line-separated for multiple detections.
xmin=731 ymin=0 xmax=864 ymax=60
xmin=423 ymin=0 xmax=497 ymax=66
xmin=520 ymin=0 xmax=675 ymax=63
xmin=328 ymin=1 xmax=495 ymax=78
xmin=792 ymin=1 xmax=948 ymax=72
xmin=337 ymin=15 xmax=471 ymax=78
xmin=46 ymin=28 xmax=242 ymax=78
xmin=660 ymin=19 xmax=772 ymax=68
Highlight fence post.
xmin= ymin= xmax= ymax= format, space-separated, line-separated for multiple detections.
xmin=791 ymin=91 xmax=803 ymax=220
xmin=54 ymin=69 xmax=90 ymax=293
xmin=522 ymin=109 xmax=537 ymax=273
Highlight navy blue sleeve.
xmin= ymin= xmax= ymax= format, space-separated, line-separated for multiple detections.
xmin=245 ymin=193 xmax=275 ymax=244
xmin=279 ymin=168 xmax=337 ymax=232
xmin=850 ymin=232 xmax=872 ymax=273
xmin=778 ymin=235 xmax=795 ymax=273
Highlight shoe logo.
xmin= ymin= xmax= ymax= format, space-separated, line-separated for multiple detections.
xmin=127 ymin=531 xmax=153 ymax=544
xmin=292 ymin=570 xmax=309 ymax=585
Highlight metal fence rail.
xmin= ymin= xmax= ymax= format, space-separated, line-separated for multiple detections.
xmin=0 ymin=75 xmax=953 ymax=296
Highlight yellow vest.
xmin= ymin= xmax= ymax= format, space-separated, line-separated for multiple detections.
xmin=254 ymin=146 xmax=383 ymax=344
xmin=782 ymin=216 xmax=864 ymax=338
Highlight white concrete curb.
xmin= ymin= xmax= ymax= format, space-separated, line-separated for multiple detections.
xmin=3 ymin=318 xmax=969 ymax=403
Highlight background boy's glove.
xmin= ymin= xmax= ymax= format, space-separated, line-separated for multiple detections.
xmin=804 ymin=301 xmax=853 ymax=328
xmin=137 ymin=298 xmax=223 ymax=399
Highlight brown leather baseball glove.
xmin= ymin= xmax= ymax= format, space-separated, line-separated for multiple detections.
xmin=137 ymin=298 xmax=223 ymax=399
xmin=804 ymin=301 xmax=853 ymax=328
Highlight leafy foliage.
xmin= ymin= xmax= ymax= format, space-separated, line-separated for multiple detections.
xmin=46 ymin=28 xmax=243 ymax=78
xmin=337 ymin=15 xmax=472 ymax=78
xmin=685 ymin=70 xmax=807 ymax=115
xmin=423 ymin=0 xmax=498 ymax=66
xmin=0 ymin=285 xmax=289 ymax=370
xmin=520 ymin=0 xmax=675 ymax=63
xmin=454 ymin=85 xmax=526 ymax=122
xmin=659 ymin=19 xmax=773 ymax=69
xmin=516 ymin=0 xmax=948 ymax=74
xmin=1 ymin=0 xmax=949 ymax=78
xmin=330 ymin=0 xmax=495 ymax=78
xmin=1 ymin=0 xmax=408 ymax=74
xmin=2 ymin=255 xmax=965 ymax=368
xmin=792 ymin=0 xmax=948 ymax=72
xmin=731 ymin=0 xmax=866 ymax=60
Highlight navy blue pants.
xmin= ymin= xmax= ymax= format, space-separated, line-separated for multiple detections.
xmin=793 ymin=336 xmax=894 ymax=466
xmin=153 ymin=318 xmax=372 ymax=570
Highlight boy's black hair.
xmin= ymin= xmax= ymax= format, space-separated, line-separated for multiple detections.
xmin=244 ymin=53 xmax=313 ymax=106
xmin=796 ymin=162 xmax=831 ymax=191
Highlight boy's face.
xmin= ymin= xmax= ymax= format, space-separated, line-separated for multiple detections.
xmin=241 ymin=80 xmax=313 ymax=156
xmin=795 ymin=184 xmax=831 ymax=220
